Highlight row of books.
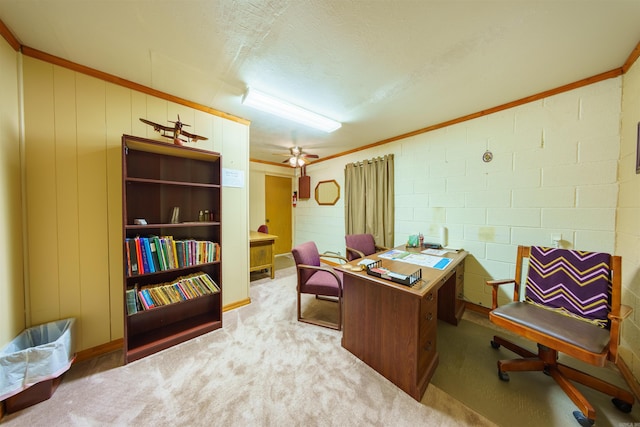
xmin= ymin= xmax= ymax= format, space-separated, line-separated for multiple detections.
xmin=125 ymin=236 xmax=220 ymax=276
xmin=126 ymin=272 xmax=220 ymax=314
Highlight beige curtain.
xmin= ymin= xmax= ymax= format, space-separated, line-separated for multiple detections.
xmin=344 ymin=154 xmax=394 ymax=247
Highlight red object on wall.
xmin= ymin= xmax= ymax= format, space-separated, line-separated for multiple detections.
xmin=298 ymin=175 xmax=310 ymax=199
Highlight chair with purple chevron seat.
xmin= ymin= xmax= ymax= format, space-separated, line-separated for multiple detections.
xmin=487 ymin=245 xmax=634 ymax=426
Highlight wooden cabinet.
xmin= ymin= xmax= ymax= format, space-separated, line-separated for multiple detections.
xmin=249 ymin=231 xmax=277 ymax=279
xmin=122 ymin=135 xmax=222 ymax=363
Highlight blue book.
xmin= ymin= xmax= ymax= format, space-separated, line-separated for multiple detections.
xmin=138 ymin=238 xmax=151 ymax=274
xmin=142 ymin=237 xmax=156 ymax=273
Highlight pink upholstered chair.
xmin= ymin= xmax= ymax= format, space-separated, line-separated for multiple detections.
xmin=257 ymin=224 xmax=268 ymax=233
xmin=345 ymin=233 xmax=389 ymax=261
xmin=291 ymin=241 xmax=346 ymax=330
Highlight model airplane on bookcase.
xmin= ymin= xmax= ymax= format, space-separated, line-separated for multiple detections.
xmin=139 ymin=115 xmax=208 ymax=146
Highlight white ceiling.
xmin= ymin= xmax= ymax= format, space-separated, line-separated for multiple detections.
xmin=1 ymin=1 xmax=639 ymax=165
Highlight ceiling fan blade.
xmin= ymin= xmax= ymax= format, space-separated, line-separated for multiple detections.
xmin=301 ymin=153 xmax=319 ymax=159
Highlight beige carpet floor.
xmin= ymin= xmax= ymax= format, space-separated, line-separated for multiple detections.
xmin=433 ymin=311 xmax=640 ymax=427
xmin=3 ymin=255 xmax=637 ymax=426
xmin=2 ymin=260 xmax=492 ymax=427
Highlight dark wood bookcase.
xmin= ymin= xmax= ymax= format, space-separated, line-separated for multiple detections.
xmin=122 ymin=135 xmax=222 ymax=363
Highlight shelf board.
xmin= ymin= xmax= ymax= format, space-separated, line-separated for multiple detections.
xmin=125 ymin=261 xmax=220 ymax=281
xmin=125 ymin=222 xmax=220 ymax=230
xmin=126 ymin=315 xmax=221 ymax=363
xmin=126 ymin=176 xmax=221 ymax=188
xmin=124 ymin=135 xmax=220 ymax=161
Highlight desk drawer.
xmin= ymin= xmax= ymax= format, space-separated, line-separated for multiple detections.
xmin=418 ymin=291 xmax=437 ymax=374
xmin=455 ymin=263 xmax=464 ymax=299
xmin=418 ymin=322 xmax=437 ymax=375
xmin=419 ymin=291 xmax=437 ymax=339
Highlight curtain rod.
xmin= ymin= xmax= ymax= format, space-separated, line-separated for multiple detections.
xmin=349 ymin=154 xmax=393 ymax=166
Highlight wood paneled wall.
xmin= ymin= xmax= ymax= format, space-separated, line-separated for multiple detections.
xmin=21 ymin=56 xmax=249 ymax=351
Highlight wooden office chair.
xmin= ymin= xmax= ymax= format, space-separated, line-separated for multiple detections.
xmin=344 ymin=233 xmax=389 ymax=261
xmin=487 ymin=245 xmax=634 ymax=426
xmin=257 ymin=224 xmax=268 ymax=233
xmin=291 ymin=241 xmax=347 ymax=330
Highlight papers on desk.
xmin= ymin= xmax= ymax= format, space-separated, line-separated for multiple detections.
xmin=421 ymin=248 xmax=449 ymax=256
xmin=379 ymin=249 xmax=410 ymax=260
xmin=357 ymin=258 xmax=377 ymax=266
xmin=379 ymin=249 xmax=453 ymax=270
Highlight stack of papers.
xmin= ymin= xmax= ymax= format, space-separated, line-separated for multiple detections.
xmin=379 ymin=250 xmax=452 ymax=270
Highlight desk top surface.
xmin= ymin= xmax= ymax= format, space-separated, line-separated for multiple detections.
xmin=249 ymin=230 xmax=278 ymax=242
xmin=338 ymin=245 xmax=466 ymax=297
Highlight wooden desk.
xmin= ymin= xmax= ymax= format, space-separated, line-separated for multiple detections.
xmin=339 ymin=247 xmax=466 ymax=401
xmin=249 ymin=231 xmax=278 ymax=279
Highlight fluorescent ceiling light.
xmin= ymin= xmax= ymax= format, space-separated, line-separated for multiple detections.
xmin=242 ymin=88 xmax=341 ymax=133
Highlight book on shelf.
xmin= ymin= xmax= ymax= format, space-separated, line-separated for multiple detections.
xmin=134 ymin=237 xmax=145 ymax=274
xmin=142 ymin=237 xmax=156 ymax=273
xmin=125 ymin=239 xmax=132 ymax=276
xmin=126 ymin=288 xmax=138 ymax=314
xmin=125 ymin=236 xmax=221 ymax=277
xmin=130 ymin=272 xmax=220 ymax=313
xmin=126 ymin=238 xmax=139 ymax=276
xmin=170 ymin=206 xmax=180 ymax=224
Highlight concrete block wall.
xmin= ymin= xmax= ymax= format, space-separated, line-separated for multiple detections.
xmin=298 ymin=75 xmax=637 ymax=381
xmin=300 ymin=76 xmax=622 ymax=309
xmin=619 ymin=59 xmax=640 ymax=380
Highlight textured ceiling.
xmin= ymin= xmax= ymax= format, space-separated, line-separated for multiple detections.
xmin=1 ymin=1 xmax=639 ymax=165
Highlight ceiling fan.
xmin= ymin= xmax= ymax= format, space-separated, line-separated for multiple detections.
xmin=279 ymin=146 xmax=319 ymax=167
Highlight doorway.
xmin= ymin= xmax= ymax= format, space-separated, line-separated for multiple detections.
xmin=265 ymin=175 xmax=292 ymax=255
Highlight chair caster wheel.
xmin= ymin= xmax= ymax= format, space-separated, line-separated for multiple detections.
xmin=573 ymin=410 xmax=594 ymax=426
xmin=612 ymin=397 xmax=632 ymax=413
xmin=490 ymin=340 xmax=500 ymax=349
xmin=498 ymin=370 xmax=509 ymax=381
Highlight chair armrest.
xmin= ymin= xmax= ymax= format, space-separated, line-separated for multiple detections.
xmin=321 ymin=251 xmax=349 ymax=264
xmin=375 ymin=245 xmax=390 ymax=252
xmin=607 ymin=304 xmax=633 ymax=363
xmin=486 ymin=279 xmax=516 ymax=287
xmin=297 ymin=263 xmax=343 ymax=287
xmin=486 ymin=279 xmax=516 ymax=310
xmin=345 ymin=246 xmax=365 ymax=260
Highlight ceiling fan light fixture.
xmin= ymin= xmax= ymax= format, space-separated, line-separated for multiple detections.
xmin=242 ymin=87 xmax=342 ymax=133
xmin=288 ymin=156 xmax=298 ymax=167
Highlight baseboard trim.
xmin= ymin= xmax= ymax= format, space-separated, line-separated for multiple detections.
xmin=72 ymin=299 xmax=253 ymax=363
xmin=75 ymin=339 xmax=123 ymax=363
xmin=224 ymin=298 xmax=251 ymax=311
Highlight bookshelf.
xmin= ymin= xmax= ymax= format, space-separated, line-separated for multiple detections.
xmin=122 ymin=135 xmax=222 ymax=363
